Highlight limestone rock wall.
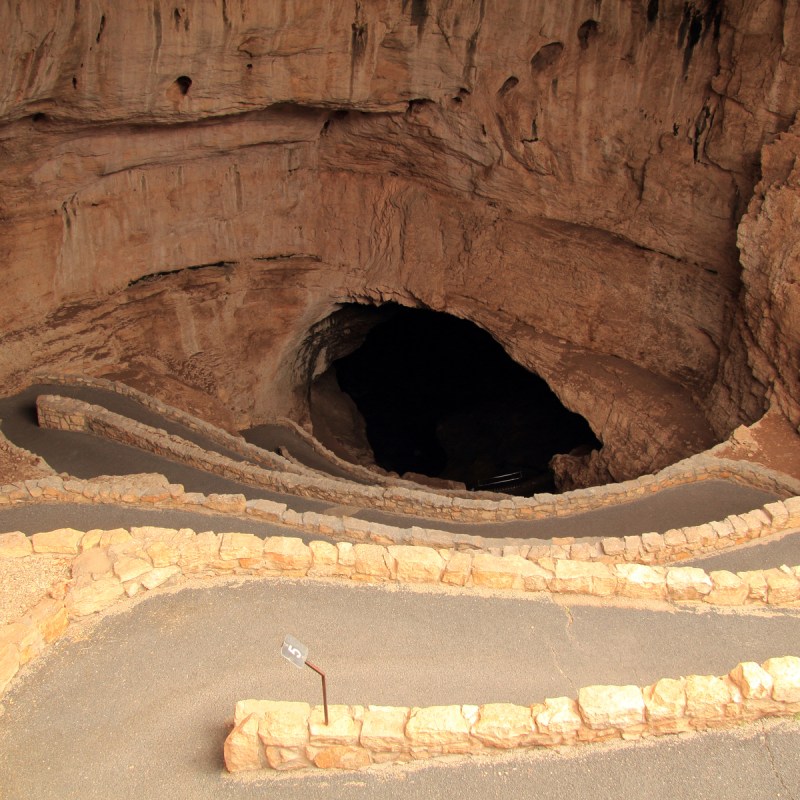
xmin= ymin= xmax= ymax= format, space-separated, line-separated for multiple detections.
xmin=1 ymin=1 xmax=799 ymax=484
xmin=223 ymin=658 xmax=800 ymax=772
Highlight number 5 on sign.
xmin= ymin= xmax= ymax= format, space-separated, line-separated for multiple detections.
xmin=281 ymin=634 xmax=308 ymax=669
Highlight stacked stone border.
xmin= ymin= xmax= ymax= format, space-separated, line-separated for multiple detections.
xmin=2 ymin=524 xmax=800 ymax=699
xmin=2 ymin=467 xmax=800 ymax=560
xmin=224 ymin=656 xmax=800 ymax=772
xmin=32 ymin=373 xmax=422 ymax=490
xmin=35 ymin=392 xmax=800 ymax=528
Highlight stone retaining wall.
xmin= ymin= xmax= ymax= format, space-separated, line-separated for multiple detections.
xmin=2 ymin=468 xmax=800 ymax=562
xmin=33 ymin=373 xmax=410 ymax=489
xmin=2 ymin=524 xmax=799 ymax=698
xmin=223 ymin=656 xmax=800 ymax=772
xmin=35 ymin=393 xmax=800 ymax=527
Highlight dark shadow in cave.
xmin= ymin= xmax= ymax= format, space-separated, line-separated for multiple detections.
xmin=322 ymin=304 xmax=600 ymax=493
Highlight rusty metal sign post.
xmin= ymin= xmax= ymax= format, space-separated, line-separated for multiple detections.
xmin=281 ymin=634 xmax=329 ymax=725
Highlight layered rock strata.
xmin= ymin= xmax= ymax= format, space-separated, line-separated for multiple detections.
xmin=1 ymin=2 xmax=800 ymax=485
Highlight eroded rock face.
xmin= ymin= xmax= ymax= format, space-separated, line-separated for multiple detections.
xmin=1 ymin=1 xmax=799 ymax=486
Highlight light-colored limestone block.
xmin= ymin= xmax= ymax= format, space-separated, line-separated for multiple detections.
xmin=535 ymin=697 xmax=583 ymax=736
xmin=685 ymin=675 xmax=732 ymax=718
xmin=578 ymin=685 xmax=645 ymax=730
xmin=336 ymin=542 xmax=356 ymax=568
xmin=388 ymin=545 xmax=445 ymax=583
xmin=145 ymin=539 xmax=182 ymax=567
xmin=738 ymin=570 xmax=768 ymax=602
xmin=763 ymin=656 xmax=800 ymax=703
xmin=471 ymin=554 xmax=524 ymax=590
xmin=441 ymin=551 xmax=472 ymax=586
xmin=309 ymin=705 xmax=362 ymax=746
xmin=729 ymin=662 xmax=774 ymax=700
xmin=666 ymin=567 xmax=713 ymax=600
xmin=31 ymin=528 xmax=83 ymax=554
xmin=0 ymin=643 xmax=20 ymax=693
xmin=472 ymin=703 xmax=536 ymax=748
xmin=614 ymin=563 xmax=667 ymax=599
xmin=265 ymin=746 xmax=312 ymax=771
xmin=0 ymin=531 xmax=31 ymax=557
xmin=406 ymin=706 xmax=472 ymax=752
xmin=308 ymin=540 xmax=339 ymax=576
xmin=24 ymin=598 xmax=68 ymax=643
xmin=178 ymin=531 xmax=220 ymax=571
xmin=352 ymin=544 xmax=391 ymax=582
xmin=520 ymin=561 xmax=554 ymax=592
xmin=262 ymin=537 xmax=312 ymax=575
xmin=257 ymin=701 xmax=311 ymax=747
xmin=765 ymin=569 xmax=800 ymax=604
xmin=219 ymin=532 xmax=263 ymax=561
xmin=140 ymin=565 xmax=182 ymax=590
xmin=360 ymin=706 xmax=410 ymax=752
xmin=644 ymin=677 xmax=686 ymax=721
xmin=552 ymin=560 xmax=616 ymax=596
xmin=706 ymin=570 xmax=749 ymax=605
xmin=65 ymin=575 xmax=125 ymax=616
xmin=224 ymin=713 xmax=265 ymax=772
xmin=309 ymin=745 xmax=372 ymax=770
xmin=112 ymin=556 xmax=152 ymax=583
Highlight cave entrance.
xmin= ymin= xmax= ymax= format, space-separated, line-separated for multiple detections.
xmin=309 ymin=303 xmax=601 ymax=493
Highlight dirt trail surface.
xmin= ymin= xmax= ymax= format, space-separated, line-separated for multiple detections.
xmin=0 ymin=579 xmax=798 ymax=800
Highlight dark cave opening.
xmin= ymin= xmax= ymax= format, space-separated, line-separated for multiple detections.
xmin=314 ymin=304 xmax=601 ymax=493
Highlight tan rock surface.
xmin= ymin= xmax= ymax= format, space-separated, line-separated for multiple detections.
xmin=309 ymin=745 xmax=371 ymax=770
xmin=257 ymin=701 xmax=311 ymax=748
xmin=360 ymin=706 xmax=410 ymax=753
xmin=0 ymin=532 xmax=31 ymax=557
xmin=0 ymin=643 xmax=20 ymax=693
xmin=472 ymin=703 xmax=536 ymax=748
xmin=551 ymin=560 xmax=616 ymax=596
xmin=615 ymin=564 xmax=668 ymax=600
xmin=729 ymin=662 xmax=774 ymax=701
xmin=405 ymin=705 xmax=472 ymax=751
xmin=666 ymin=567 xmax=714 ymax=600
xmin=535 ymin=697 xmax=583 ymax=737
xmin=706 ymin=570 xmax=749 ymax=605
xmin=65 ymin=575 xmax=125 ymax=617
xmin=309 ymin=706 xmax=362 ymax=746
xmin=763 ymin=656 xmax=800 ymax=703
xmin=644 ymin=678 xmax=687 ymax=723
xmin=30 ymin=529 xmax=84 ymax=555
xmin=684 ymin=675 xmax=733 ymax=719
xmin=2 ymin=2 xmax=799 ymax=484
xmin=224 ymin=713 xmax=265 ymax=772
xmin=388 ymin=545 xmax=445 ymax=584
xmin=578 ymin=685 xmax=646 ymax=730
xmin=261 ymin=537 xmax=312 ymax=575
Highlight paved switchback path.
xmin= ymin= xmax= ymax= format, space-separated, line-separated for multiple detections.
xmin=0 ymin=385 xmax=793 ymax=548
xmin=0 ymin=579 xmax=798 ymax=800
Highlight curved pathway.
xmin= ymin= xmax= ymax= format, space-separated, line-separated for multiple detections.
xmin=1 ymin=383 xmax=799 ymax=796
xmin=1 ymin=580 xmax=798 ymax=799
xmin=0 ymin=385 xmax=792 ymax=549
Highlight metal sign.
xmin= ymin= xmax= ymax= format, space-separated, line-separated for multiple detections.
xmin=280 ymin=634 xmax=329 ymax=725
xmin=281 ymin=634 xmax=308 ymax=669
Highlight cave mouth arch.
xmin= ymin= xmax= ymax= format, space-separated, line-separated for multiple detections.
xmin=308 ymin=303 xmax=601 ymax=493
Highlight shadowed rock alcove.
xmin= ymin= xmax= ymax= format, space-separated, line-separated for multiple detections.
xmin=308 ymin=304 xmax=601 ymax=492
